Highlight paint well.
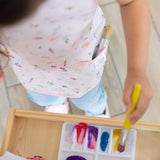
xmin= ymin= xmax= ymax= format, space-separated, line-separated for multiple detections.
xmin=66 ymin=156 xmax=86 ymax=160
xmin=112 ymin=129 xmax=122 ymax=151
xmin=75 ymin=123 xmax=88 ymax=144
xmin=100 ymin=131 xmax=110 ymax=152
xmin=87 ymin=126 xmax=98 ymax=149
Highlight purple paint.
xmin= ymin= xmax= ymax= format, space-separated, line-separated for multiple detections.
xmin=66 ymin=156 xmax=86 ymax=160
xmin=87 ymin=126 xmax=98 ymax=149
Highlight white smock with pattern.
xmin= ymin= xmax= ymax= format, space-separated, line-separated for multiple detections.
xmin=1 ymin=0 xmax=109 ymax=98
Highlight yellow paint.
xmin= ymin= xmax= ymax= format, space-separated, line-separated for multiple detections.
xmin=112 ymin=129 xmax=122 ymax=151
xmin=68 ymin=27 xmax=73 ymax=31
xmin=26 ymin=69 xmax=31 ymax=72
xmin=50 ymin=37 xmax=58 ymax=41
xmin=82 ymin=42 xmax=89 ymax=48
xmin=74 ymin=59 xmax=78 ymax=62
xmin=43 ymin=75 xmax=46 ymax=79
xmin=25 ymin=44 xmax=30 ymax=48
xmin=76 ymin=69 xmax=81 ymax=73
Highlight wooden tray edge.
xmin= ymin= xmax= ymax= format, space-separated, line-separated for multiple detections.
xmin=0 ymin=108 xmax=16 ymax=156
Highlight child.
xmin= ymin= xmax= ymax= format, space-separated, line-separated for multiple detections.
xmin=0 ymin=0 xmax=153 ymax=125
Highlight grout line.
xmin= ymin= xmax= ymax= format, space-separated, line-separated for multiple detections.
xmin=111 ymin=111 xmax=126 ymax=118
xmin=108 ymin=50 xmax=126 ymax=117
xmin=7 ymin=82 xmax=21 ymax=88
xmin=100 ymin=1 xmax=116 ymax=7
xmin=0 ymin=61 xmax=12 ymax=108
xmin=108 ymin=48 xmax=124 ymax=91
xmin=150 ymin=14 xmax=160 ymax=40
xmin=3 ymin=79 xmax=12 ymax=108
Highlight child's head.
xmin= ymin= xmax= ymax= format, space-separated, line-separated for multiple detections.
xmin=0 ymin=0 xmax=32 ymax=25
xmin=0 ymin=0 xmax=45 ymax=77
xmin=0 ymin=0 xmax=45 ymax=26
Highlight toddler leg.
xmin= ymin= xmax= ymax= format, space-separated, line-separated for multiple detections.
xmin=70 ymin=79 xmax=107 ymax=116
xmin=26 ymin=89 xmax=66 ymax=106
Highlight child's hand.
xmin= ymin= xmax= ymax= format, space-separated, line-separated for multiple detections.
xmin=0 ymin=66 xmax=5 ymax=82
xmin=123 ymin=72 xmax=153 ymax=125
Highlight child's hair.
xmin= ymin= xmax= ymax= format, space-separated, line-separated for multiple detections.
xmin=0 ymin=0 xmax=45 ymax=66
xmin=0 ymin=0 xmax=34 ymax=25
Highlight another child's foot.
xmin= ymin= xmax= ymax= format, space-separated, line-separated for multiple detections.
xmin=44 ymin=100 xmax=69 ymax=114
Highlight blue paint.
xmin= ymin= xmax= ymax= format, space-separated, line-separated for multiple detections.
xmin=100 ymin=132 xmax=110 ymax=152
xmin=66 ymin=156 xmax=86 ymax=160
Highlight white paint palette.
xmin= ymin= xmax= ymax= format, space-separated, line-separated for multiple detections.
xmin=58 ymin=122 xmax=137 ymax=160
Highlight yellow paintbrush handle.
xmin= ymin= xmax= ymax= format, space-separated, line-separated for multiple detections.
xmin=124 ymin=84 xmax=141 ymax=129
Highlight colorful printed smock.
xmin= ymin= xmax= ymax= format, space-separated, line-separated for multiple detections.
xmin=1 ymin=0 xmax=109 ymax=97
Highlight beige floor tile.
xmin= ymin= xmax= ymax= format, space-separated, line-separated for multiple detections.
xmin=8 ymin=85 xmax=44 ymax=111
xmin=101 ymin=3 xmax=127 ymax=84
xmin=112 ymin=108 xmax=160 ymax=123
xmin=103 ymin=52 xmax=125 ymax=115
xmin=149 ymin=0 xmax=160 ymax=35
xmin=112 ymin=113 xmax=125 ymax=119
xmin=69 ymin=99 xmax=85 ymax=115
xmin=3 ymin=65 xmax=20 ymax=87
xmin=7 ymin=85 xmax=72 ymax=114
xmin=0 ymin=82 xmax=10 ymax=147
xmin=101 ymin=3 xmax=160 ymax=123
xmin=0 ymin=55 xmax=20 ymax=87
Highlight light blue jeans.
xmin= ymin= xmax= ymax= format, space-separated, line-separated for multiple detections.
xmin=26 ymin=79 xmax=107 ymax=116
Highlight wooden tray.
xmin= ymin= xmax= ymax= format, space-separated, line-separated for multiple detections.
xmin=0 ymin=108 xmax=160 ymax=160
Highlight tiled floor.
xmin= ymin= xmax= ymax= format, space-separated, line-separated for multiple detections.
xmin=0 ymin=0 xmax=160 ymax=147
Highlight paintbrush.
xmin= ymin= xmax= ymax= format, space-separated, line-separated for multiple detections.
xmin=98 ymin=25 xmax=113 ymax=52
xmin=93 ymin=25 xmax=113 ymax=59
xmin=118 ymin=84 xmax=141 ymax=152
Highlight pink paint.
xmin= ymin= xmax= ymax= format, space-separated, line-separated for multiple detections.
xmin=101 ymin=14 xmax=104 ymax=19
xmin=75 ymin=123 xmax=88 ymax=144
xmin=60 ymin=67 xmax=67 ymax=71
xmin=15 ymin=63 xmax=22 ymax=68
xmin=51 ymin=65 xmax=56 ymax=68
xmin=65 ymin=128 xmax=74 ymax=143
xmin=100 ymin=46 xmax=106 ymax=52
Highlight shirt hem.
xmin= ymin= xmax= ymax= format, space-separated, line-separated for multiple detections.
xmin=24 ymin=79 xmax=101 ymax=98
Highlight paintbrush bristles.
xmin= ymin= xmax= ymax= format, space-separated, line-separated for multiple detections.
xmin=118 ymin=144 xmax=125 ymax=153
xmin=103 ymin=25 xmax=113 ymax=39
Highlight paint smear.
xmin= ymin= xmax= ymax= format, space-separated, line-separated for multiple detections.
xmin=66 ymin=156 xmax=86 ymax=160
xmin=100 ymin=131 xmax=110 ymax=152
xmin=112 ymin=129 xmax=122 ymax=151
xmin=75 ymin=123 xmax=88 ymax=144
xmin=65 ymin=128 xmax=74 ymax=144
xmin=88 ymin=126 xmax=98 ymax=149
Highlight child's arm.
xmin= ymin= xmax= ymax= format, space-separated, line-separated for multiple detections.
xmin=117 ymin=0 xmax=153 ymax=124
